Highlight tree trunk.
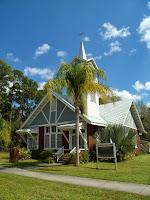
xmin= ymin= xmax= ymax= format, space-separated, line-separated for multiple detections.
xmin=75 ymin=106 xmax=80 ymax=166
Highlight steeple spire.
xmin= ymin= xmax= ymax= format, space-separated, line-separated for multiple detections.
xmin=79 ymin=42 xmax=87 ymax=60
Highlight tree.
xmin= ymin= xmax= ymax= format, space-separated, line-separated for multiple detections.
xmin=96 ymin=124 xmax=136 ymax=161
xmin=137 ymin=102 xmax=150 ymax=141
xmin=45 ymin=58 xmax=112 ymax=166
xmin=0 ymin=60 xmax=45 ymax=122
xmin=0 ymin=115 xmax=11 ymax=149
xmin=0 ymin=60 xmax=45 ymax=148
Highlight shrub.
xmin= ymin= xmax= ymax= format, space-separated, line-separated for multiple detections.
xmin=31 ymin=149 xmax=42 ymax=159
xmin=62 ymin=153 xmax=76 ymax=165
xmin=37 ymin=149 xmax=55 ymax=163
xmin=19 ymin=148 xmax=31 ymax=160
xmin=141 ymin=140 xmax=150 ymax=154
xmin=89 ymin=150 xmax=97 ymax=162
xmin=96 ymin=124 xmax=136 ymax=161
xmin=39 ymin=149 xmax=53 ymax=160
xmin=81 ymin=150 xmax=89 ymax=163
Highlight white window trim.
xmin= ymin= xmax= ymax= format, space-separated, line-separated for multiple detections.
xmin=69 ymin=128 xmax=87 ymax=150
xmin=44 ymin=126 xmax=64 ymax=150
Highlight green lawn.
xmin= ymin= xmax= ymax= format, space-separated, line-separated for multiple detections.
xmin=34 ymin=154 xmax=150 ymax=185
xmin=0 ymin=173 xmax=149 ymax=200
xmin=0 ymin=151 xmax=40 ymax=168
xmin=1 ymin=152 xmax=150 ymax=185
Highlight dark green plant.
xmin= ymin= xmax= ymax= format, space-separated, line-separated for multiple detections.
xmin=89 ymin=150 xmax=97 ymax=162
xmin=96 ymin=124 xmax=136 ymax=161
xmin=19 ymin=148 xmax=31 ymax=160
xmin=37 ymin=149 xmax=55 ymax=163
xmin=39 ymin=149 xmax=53 ymax=160
xmin=0 ymin=116 xmax=11 ymax=149
xmin=31 ymin=149 xmax=43 ymax=159
xmin=62 ymin=153 xmax=76 ymax=165
xmin=81 ymin=150 xmax=89 ymax=163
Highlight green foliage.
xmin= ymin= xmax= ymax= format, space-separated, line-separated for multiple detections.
xmin=38 ymin=149 xmax=54 ymax=163
xmin=39 ymin=149 xmax=53 ymax=159
xmin=62 ymin=153 xmax=76 ymax=165
xmin=31 ymin=149 xmax=43 ymax=159
xmin=81 ymin=150 xmax=89 ymax=163
xmin=137 ymin=102 xmax=150 ymax=141
xmin=0 ymin=116 xmax=11 ymax=149
xmin=45 ymin=58 xmax=112 ymax=108
xmin=89 ymin=150 xmax=97 ymax=162
xmin=19 ymin=148 xmax=31 ymax=160
xmin=0 ymin=59 xmax=45 ymax=124
xmin=0 ymin=60 xmax=45 ymax=148
xmin=141 ymin=140 xmax=150 ymax=154
xmin=96 ymin=125 xmax=136 ymax=161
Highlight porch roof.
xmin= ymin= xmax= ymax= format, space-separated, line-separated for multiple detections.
xmin=16 ymin=128 xmax=39 ymax=134
xmin=57 ymin=122 xmax=83 ymax=130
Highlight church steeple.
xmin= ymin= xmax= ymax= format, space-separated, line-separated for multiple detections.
xmin=79 ymin=42 xmax=87 ymax=60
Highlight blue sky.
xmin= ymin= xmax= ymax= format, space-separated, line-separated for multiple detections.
xmin=1 ymin=0 xmax=150 ymax=105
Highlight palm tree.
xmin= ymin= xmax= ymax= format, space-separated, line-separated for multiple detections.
xmin=0 ymin=115 xmax=11 ymax=150
xmin=45 ymin=57 xmax=112 ymax=166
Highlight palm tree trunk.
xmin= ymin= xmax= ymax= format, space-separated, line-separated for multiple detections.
xmin=75 ymin=106 xmax=80 ymax=166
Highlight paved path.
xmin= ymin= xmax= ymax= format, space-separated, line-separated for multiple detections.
xmin=0 ymin=168 xmax=150 ymax=196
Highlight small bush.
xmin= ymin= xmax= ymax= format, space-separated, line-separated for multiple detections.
xmin=39 ymin=149 xmax=53 ymax=160
xmin=62 ymin=153 xmax=76 ymax=165
xmin=81 ymin=150 xmax=89 ymax=163
xmin=38 ymin=149 xmax=55 ymax=163
xmin=89 ymin=150 xmax=97 ymax=162
xmin=31 ymin=149 xmax=42 ymax=159
xmin=19 ymin=148 xmax=31 ymax=160
xmin=141 ymin=140 xmax=150 ymax=154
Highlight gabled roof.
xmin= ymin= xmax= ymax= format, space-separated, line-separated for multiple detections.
xmin=99 ymin=100 xmax=146 ymax=133
xmin=20 ymin=92 xmax=145 ymax=133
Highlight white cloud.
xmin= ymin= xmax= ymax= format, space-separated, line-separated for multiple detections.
xmin=83 ymin=36 xmax=90 ymax=42
xmin=133 ymin=80 xmax=150 ymax=91
xmin=128 ymin=48 xmax=136 ymax=56
xmin=56 ymin=50 xmax=67 ymax=57
xmin=146 ymin=102 xmax=150 ymax=107
xmin=104 ymin=41 xmax=122 ymax=56
xmin=24 ymin=67 xmax=54 ymax=80
xmin=87 ymin=53 xmax=93 ymax=58
xmin=35 ymin=43 xmax=50 ymax=58
xmin=113 ymin=89 xmax=142 ymax=101
xmin=6 ymin=53 xmax=21 ymax=63
xmin=138 ymin=16 xmax=150 ymax=49
xmin=94 ymin=55 xmax=102 ymax=60
xmin=38 ymin=82 xmax=46 ymax=90
xmin=147 ymin=1 xmax=150 ymax=9
xmin=100 ymin=22 xmax=130 ymax=40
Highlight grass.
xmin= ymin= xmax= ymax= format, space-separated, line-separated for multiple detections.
xmin=1 ymin=151 xmax=150 ymax=185
xmin=0 ymin=173 xmax=149 ymax=200
xmin=0 ymin=151 xmax=40 ymax=168
xmin=34 ymin=154 xmax=150 ymax=185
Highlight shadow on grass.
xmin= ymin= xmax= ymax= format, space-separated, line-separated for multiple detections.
xmin=0 ymin=160 xmax=41 ymax=169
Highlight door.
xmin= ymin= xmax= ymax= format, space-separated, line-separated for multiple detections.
xmin=62 ymin=131 xmax=69 ymax=149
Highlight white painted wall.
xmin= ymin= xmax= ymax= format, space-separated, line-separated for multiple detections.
xmin=86 ymin=92 xmax=100 ymax=118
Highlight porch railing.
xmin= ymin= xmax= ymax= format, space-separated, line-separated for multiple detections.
xmin=70 ymin=147 xmax=81 ymax=154
xmin=55 ymin=146 xmax=64 ymax=162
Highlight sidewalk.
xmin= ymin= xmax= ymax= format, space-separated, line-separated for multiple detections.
xmin=0 ymin=167 xmax=150 ymax=196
